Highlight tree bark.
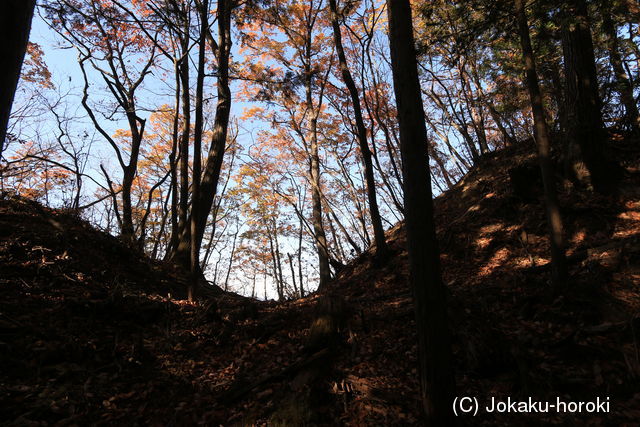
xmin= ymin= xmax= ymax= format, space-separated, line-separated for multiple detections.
xmin=175 ymin=19 xmax=191 ymax=265
xmin=386 ymin=0 xmax=455 ymax=423
xmin=309 ymin=112 xmax=331 ymax=289
xmin=167 ymin=59 xmax=181 ymax=259
xmin=561 ymin=0 xmax=610 ymax=192
xmin=194 ymin=0 xmax=233 ymax=258
xmin=0 ymin=0 xmax=36 ymax=154
xmin=173 ymin=0 xmax=233 ymax=279
xmin=329 ymin=0 xmax=388 ymax=260
xmin=188 ymin=0 xmax=209 ymax=301
xmin=303 ymin=43 xmax=331 ymax=289
xmin=515 ymin=0 xmax=568 ymax=286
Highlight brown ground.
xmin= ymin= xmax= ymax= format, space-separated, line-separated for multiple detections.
xmin=1 ymin=139 xmax=640 ymax=426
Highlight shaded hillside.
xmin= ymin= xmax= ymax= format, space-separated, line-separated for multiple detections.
xmin=2 ymin=139 xmax=640 ymax=425
xmin=324 ymin=138 xmax=640 ymax=425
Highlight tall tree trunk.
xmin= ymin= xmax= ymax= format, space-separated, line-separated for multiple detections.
xmin=167 ymin=60 xmax=181 ymax=259
xmin=561 ymin=0 xmax=610 ymax=192
xmin=309 ymin=114 xmax=331 ymax=289
xmin=188 ymin=0 xmax=209 ymax=301
xmin=329 ymin=0 xmax=388 ymax=260
xmin=516 ymin=0 xmax=568 ymax=286
xmin=0 ymin=0 xmax=36 ymax=153
xmin=173 ymin=0 xmax=233 ymax=275
xmin=303 ymin=47 xmax=331 ymax=290
xmin=175 ymin=27 xmax=191 ymax=265
xmin=120 ymin=111 xmax=145 ymax=246
xmin=386 ymin=0 xmax=455 ymax=423
xmin=601 ymin=3 xmax=640 ymax=131
xmin=194 ymin=0 xmax=233 ymax=255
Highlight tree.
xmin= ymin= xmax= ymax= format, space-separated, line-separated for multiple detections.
xmin=561 ymin=0 xmax=610 ymax=192
xmin=515 ymin=0 xmax=568 ymax=286
xmin=1 ymin=1 xmax=37 ymax=156
xmin=342 ymin=1 xmax=405 ymax=215
xmin=239 ymin=0 xmax=335 ymax=289
xmin=120 ymin=108 xmax=177 ymax=255
xmin=386 ymin=0 xmax=455 ymax=423
xmin=169 ymin=0 xmax=236 ymax=294
xmin=328 ymin=0 xmax=388 ymax=260
xmin=116 ymin=0 xmax=191 ymax=260
xmin=45 ymin=0 xmax=158 ymax=244
xmin=192 ymin=0 xmax=235 ymax=273
xmin=188 ymin=0 xmax=209 ymax=300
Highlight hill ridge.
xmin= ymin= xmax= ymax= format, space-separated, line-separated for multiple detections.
xmin=2 ymin=140 xmax=640 ymax=425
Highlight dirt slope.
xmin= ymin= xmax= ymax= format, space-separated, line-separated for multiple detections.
xmin=1 ymin=139 xmax=640 ymax=425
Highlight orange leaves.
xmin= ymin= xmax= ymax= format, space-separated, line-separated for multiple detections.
xmin=56 ymin=0 xmax=152 ymax=56
xmin=21 ymin=43 xmax=54 ymax=90
xmin=6 ymin=148 xmax=74 ymax=203
xmin=240 ymin=106 xmax=265 ymax=121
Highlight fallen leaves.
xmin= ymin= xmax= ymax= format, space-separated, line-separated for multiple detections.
xmin=2 ymin=141 xmax=640 ymax=425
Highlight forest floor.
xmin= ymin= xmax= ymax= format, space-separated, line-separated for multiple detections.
xmin=2 ymin=138 xmax=640 ymax=426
